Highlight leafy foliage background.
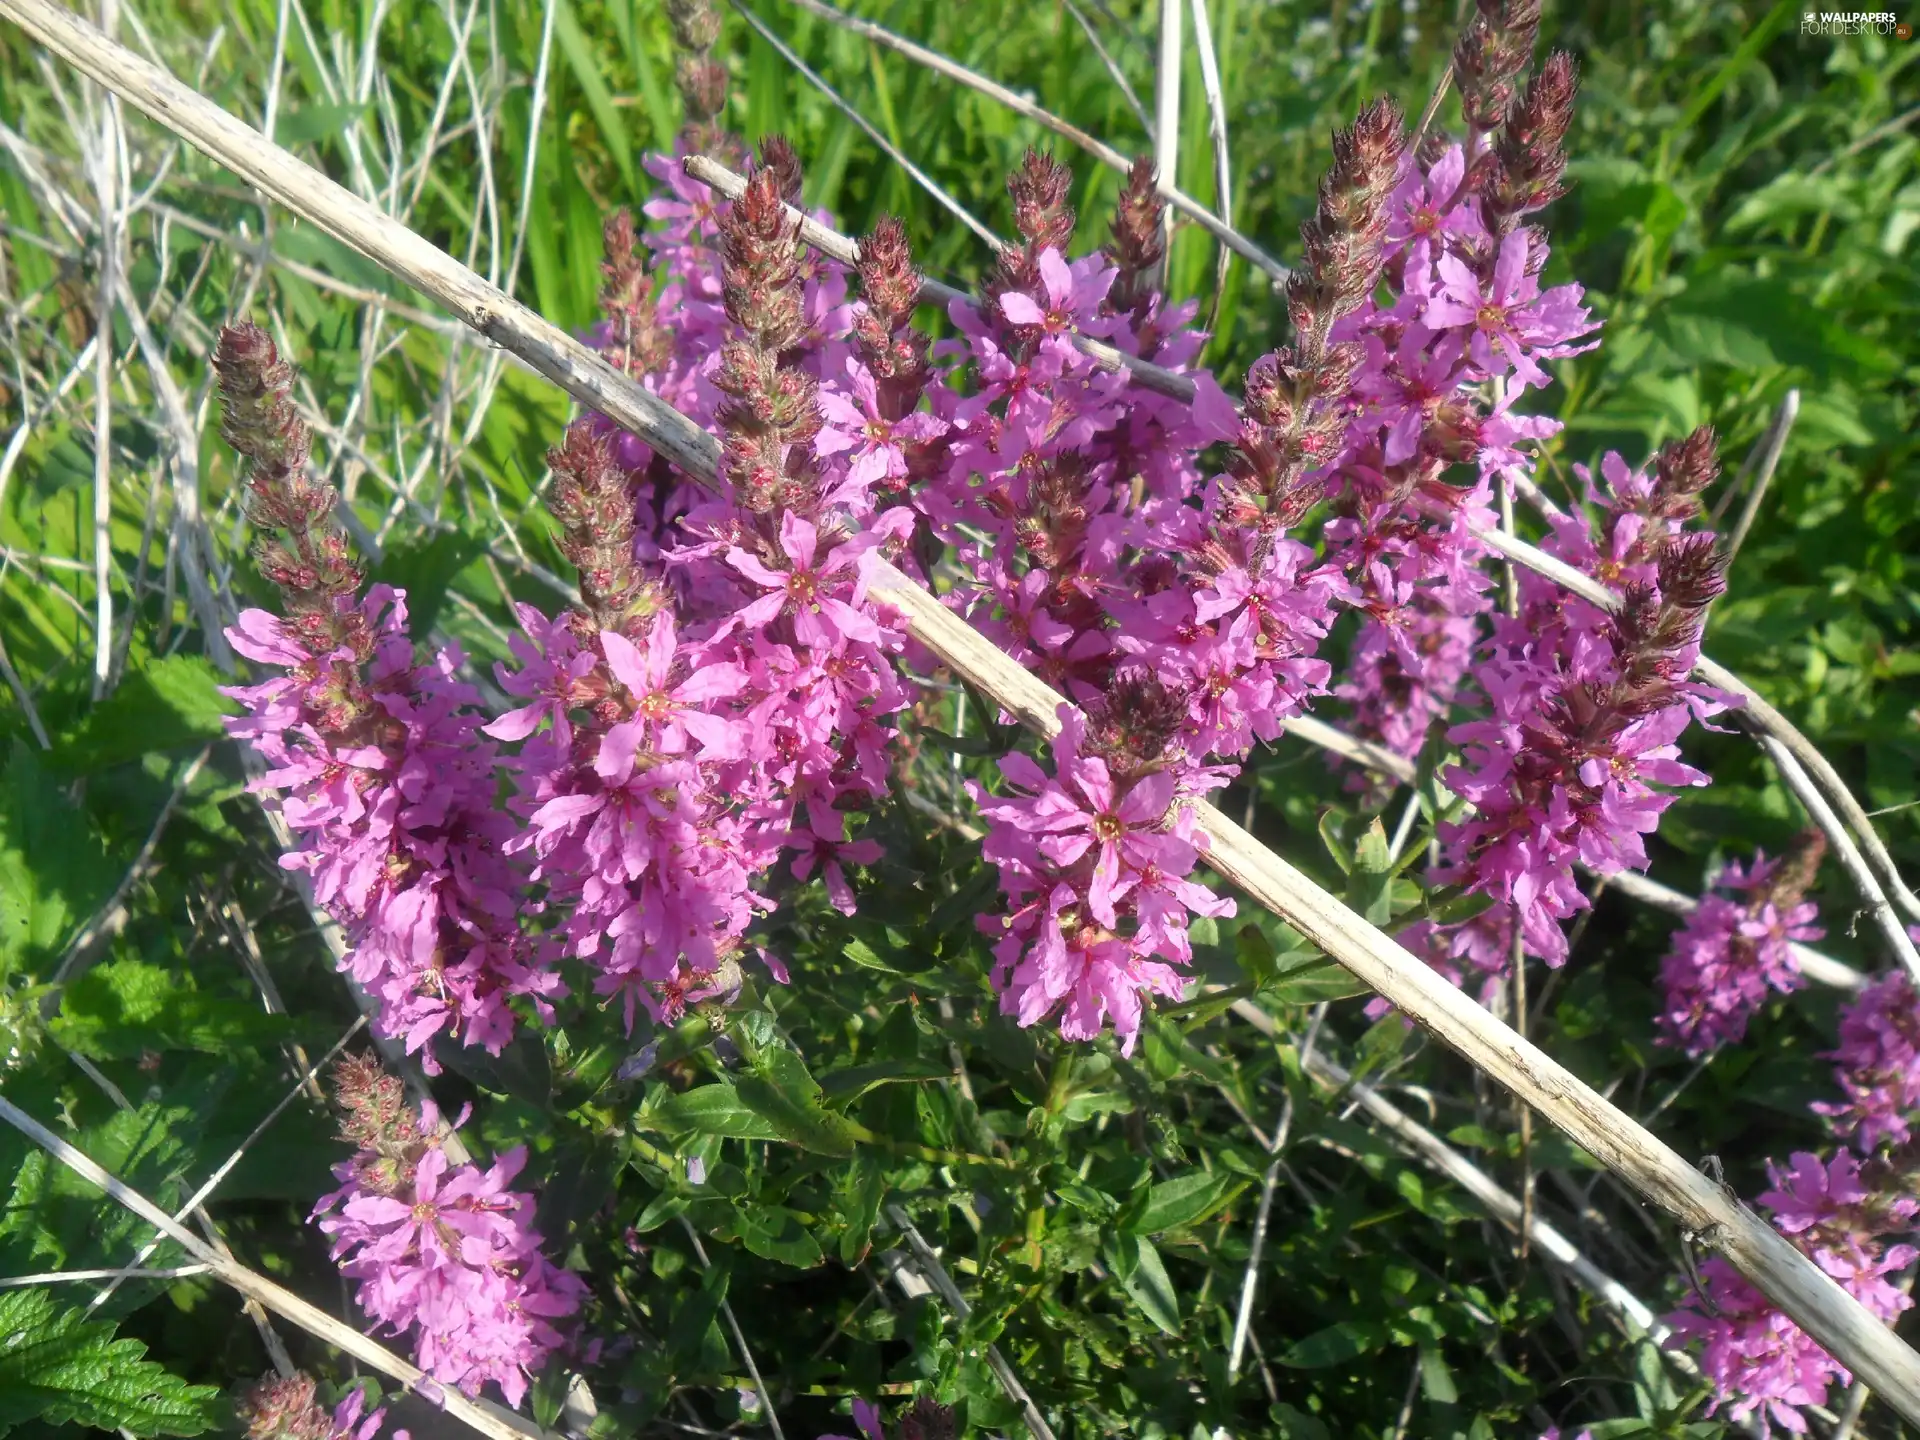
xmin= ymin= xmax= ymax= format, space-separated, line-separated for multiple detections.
xmin=0 ymin=0 xmax=1915 ymax=1436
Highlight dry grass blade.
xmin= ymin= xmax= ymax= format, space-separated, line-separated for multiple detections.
xmin=1232 ymin=1000 xmax=1711 ymax=1391
xmin=1061 ymin=0 xmax=1152 ymax=139
xmin=1186 ymin=0 xmax=1231 ymax=330
xmin=1154 ymin=0 xmax=1181 ymax=290
xmin=14 ymin=2 xmax=1920 ymax=1415
xmin=0 ymin=1094 xmax=549 ymax=1440
xmin=1711 ymin=389 xmax=1799 ymax=564
xmin=728 ymin=0 xmax=1000 ymax=251
xmin=775 ymin=0 xmax=1289 ymax=282
xmin=0 ymin=1264 xmax=214 ymax=1287
xmin=1226 ymin=1003 xmax=1324 ymax=1382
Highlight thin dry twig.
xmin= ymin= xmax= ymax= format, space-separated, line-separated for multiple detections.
xmin=88 ymin=1015 xmax=368 ymax=1313
xmin=0 ymin=1093 xmax=547 ymax=1440
xmin=727 ymin=0 xmax=1000 ymax=250
xmin=775 ymin=0 xmax=1288 ymax=282
xmin=17 ymin=8 xmax=1918 ymax=1413
xmin=1226 ymin=1003 xmax=1325 ymax=1382
xmin=1 ymin=1264 xmax=214 ymax=1287
xmin=1061 ymin=0 xmax=1152 ymax=139
xmin=1229 ymin=1000 xmax=1698 ymax=1374
xmin=1186 ymin=0 xmax=1231 ymax=329
xmin=52 ymin=743 xmax=214 ymax=991
xmin=885 ymin=1205 xmax=1058 ymax=1440
xmin=1711 ymin=389 xmax=1799 ymax=565
xmin=1756 ymin=734 xmax=1920 ymax=988
xmin=677 ymin=1219 xmax=787 ymax=1440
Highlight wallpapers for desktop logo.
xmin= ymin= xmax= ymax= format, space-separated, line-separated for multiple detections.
xmin=1800 ymin=9 xmax=1912 ymax=35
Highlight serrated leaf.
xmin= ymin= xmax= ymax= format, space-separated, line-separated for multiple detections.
xmin=52 ymin=959 xmax=303 ymax=1060
xmin=0 ymin=1094 xmax=200 ymax=1279
xmin=0 ymin=1289 xmax=219 ymax=1436
xmin=55 ymin=656 xmax=230 ymax=774
xmin=0 ymin=742 xmax=116 ymax=976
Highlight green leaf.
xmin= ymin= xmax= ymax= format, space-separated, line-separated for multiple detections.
xmin=1127 ymin=1171 xmax=1244 ymax=1236
xmin=277 ymin=101 xmax=368 ymax=144
xmin=1418 ymin=1345 xmax=1459 ymax=1405
xmin=817 ymin=1056 xmax=949 ymax=1105
xmin=1277 ymin=1319 xmax=1391 ymax=1368
xmin=841 ymin=937 xmax=904 ymax=974
xmin=1102 ymin=1232 xmax=1180 ymax=1335
xmin=666 ymin=1258 xmax=731 ymax=1376
xmin=0 ymin=742 xmax=116 ymax=976
xmin=1263 ymin=948 xmax=1371 ymax=1005
xmin=371 ymin=529 xmax=484 ymax=641
xmin=52 ymin=959 xmax=302 ymax=1060
xmin=56 ymin=656 xmax=229 ymax=774
xmin=640 ymin=1083 xmax=784 ymax=1142
xmin=711 ymin=1201 xmax=824 ymax=1269
xmin=0 ymin=1289 xmax=220 ymax=1436
xmin=554 ymin=0 xmax=635 ymax=195
xmin=734 ymin=1046 xmax=863 ymax=1157
xmin=838 ymin=1149 xmax=887 ymax=1267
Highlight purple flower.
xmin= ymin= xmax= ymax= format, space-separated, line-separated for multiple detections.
xmin=1656 ymin=852 xmax=1823 ymax=1056
xmin=998 ymin=248 xmax=1118 ymax=336
xmin=817 ymin=358 xmax=948 ymax=493
xmin=725 ymin=512 xmax=884 ymax=651
xmin=1814 ymin=969 xmax=1920 ymax=1150
xmin=1421 ymin=230 xmax=1599 ymax=390
xmin=314 ymin=1062 xmax=585 ymax=1409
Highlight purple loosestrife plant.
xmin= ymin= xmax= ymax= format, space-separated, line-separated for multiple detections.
xmin=1655 ymin=833 xmax=1827 ymax=1056
xmin=1437 ymin=439 xmax=1731 ymax=966
xmin=214 ymin=324 xmax=558 ymax=1067
xmin=313 ymin=1054 xmax=586 ymax=1407
xmin=236 ymin=1372 xmax=401 ymax=1440
xmin=1668 ymin=945 xmax=1920 ymax=1431
xmin=487 ymin=142 xmax=913 ymax=1025
xmin=951 ymin=108 xmax=1404 ymax=1049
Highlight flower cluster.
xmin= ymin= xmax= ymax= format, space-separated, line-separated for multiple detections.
xmin=1669 ymin=945 xmax=1920 ymax=1431
xmin=313 ymin=1054 xmax=586 ymax=1406
xmin=1670 ymin=1149 xmax=1917 ymax=1435
xmin=1438 ymin=438 xmax=1730 ymax=967
xmin=236 ymin=1372 xmax=399 ymax=1440
xmin=486 ymin=140 xmax=911 ymax=1024
xmin=215 ymin=323 xmax=558 ymax=1067
xmin=1816 ymin=962 xmax=1920 ymax=1150
xmin=937 ymin=105 xmax=1415 ymax=1047
xmin=1655 ymin=833 xmax=1826 ymax=1055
